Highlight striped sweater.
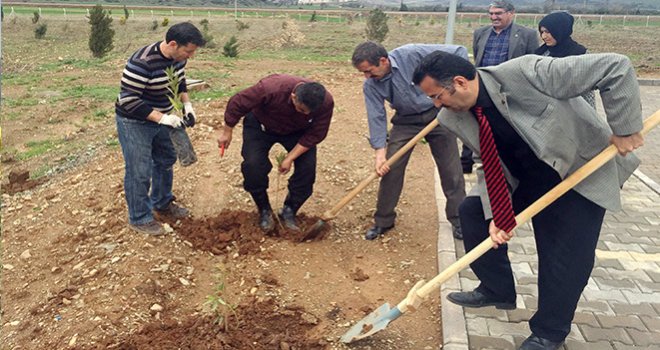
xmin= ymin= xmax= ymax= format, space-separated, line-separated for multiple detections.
xmin=115 ymin=41 xmax=187 ymax=120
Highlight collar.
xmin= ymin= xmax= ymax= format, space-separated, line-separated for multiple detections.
xmin=491 ymin=23 xmax=513 ymax=35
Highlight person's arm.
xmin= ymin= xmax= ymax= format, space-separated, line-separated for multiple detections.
xmin=278 ymin=143 xmax=309 ymax=174
xmin=363 ymin=83 xmax=390 ymax=175
xmin=218 ymin=82 xmax=270 ymax=151
xmin=297 ymin=96 xmax=334 ymax=148
xmin=116 ymin=57 xmax=155 ymax=121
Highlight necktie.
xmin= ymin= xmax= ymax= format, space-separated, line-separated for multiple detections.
xmin=474 ymin=107 xmax=517 ymax=233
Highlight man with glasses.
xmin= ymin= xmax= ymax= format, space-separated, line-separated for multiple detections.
xmin=351 ymin=41 xmax=467 ymax=241
xmin=461 ymin=0 xmax=538 ymax=174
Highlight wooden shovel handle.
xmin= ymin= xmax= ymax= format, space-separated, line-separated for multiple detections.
xmin=322 ymin=118 xmax=440 ymax=220
xmin=406 ymin=110 xmax=660 ymax=304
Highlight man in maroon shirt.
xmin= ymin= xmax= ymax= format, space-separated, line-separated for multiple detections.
xmin=217 ymin=74 xmax=334 ymax=231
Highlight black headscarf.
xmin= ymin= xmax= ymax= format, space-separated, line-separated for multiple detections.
xmin=534 ymin=11 xmax=587 ymax=57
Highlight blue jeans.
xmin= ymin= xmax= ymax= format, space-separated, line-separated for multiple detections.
xmin=116 ymin=115 xmax=177 ymax=225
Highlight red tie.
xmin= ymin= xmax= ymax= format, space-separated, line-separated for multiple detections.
xmin=474 ymin=107 xmax=517 ymax=233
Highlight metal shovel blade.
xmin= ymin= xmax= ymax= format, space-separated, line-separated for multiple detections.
xmin=340 ymin=303 xmax=402 ymax=343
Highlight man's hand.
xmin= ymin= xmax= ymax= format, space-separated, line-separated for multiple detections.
xmin=489 ymin=220 xmax=514 ymax=249
xmin=278 ymin=157 xmax=293 ymax=174
xmin=158 ymin=114 xmax=184 ymax=128
xmin=217 ymin=128 xmax=233 ymax=151
xmin=183 ymin=102 xmax=196 ymax=128
xmin=610 ymin=132 xmax=644 ymax=156
xmin=374 ymin=148 xmax=390 ymax=177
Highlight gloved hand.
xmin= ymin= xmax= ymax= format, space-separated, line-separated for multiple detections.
xmin=158 ymin=113 xmax=184 ymax=128
xmin=183 ymin=102 xmax=196 ymax=128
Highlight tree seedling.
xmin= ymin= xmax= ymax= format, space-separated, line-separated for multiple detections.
xmin=203 ymin=264 xmax=237 ymax=330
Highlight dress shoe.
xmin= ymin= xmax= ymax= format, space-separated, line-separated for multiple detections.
xmin=259 ymin=209 xmax=275 ymax=232
xmin=447 ymin=289 xmax=516 ymax=310
xmin=519 ymin=334 xmax=564 ymax=350
xmin=365 ymin=225 xmax=394 ymax=240
xmin=278 ymin=206 xmax=300 ymax=231
xmin=452 ymin=224 xmax=463 ymax=240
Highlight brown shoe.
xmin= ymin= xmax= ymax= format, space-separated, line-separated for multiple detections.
xmin=155 ymin=202 xmax=190 ymax=219
xmin=129 ymin=221 xmax=165 ymax=236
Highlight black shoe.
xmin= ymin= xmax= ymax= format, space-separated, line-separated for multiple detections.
xmin=446 ymin=289 xmax=516 ymax=310
xmin=278 ymin=206 xmax=300 ymax=231
xmin=365 ymin=225 xmax=394 ymax=240
xmin=519 ymin=334 xmax=564 ymax=350
xmin=452 ymin=224 xmax=463 ymax=240
xmin=259 ymin=209 xmax=275 ymax=232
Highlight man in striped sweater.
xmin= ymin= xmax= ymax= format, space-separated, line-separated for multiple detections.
xmin=115 ymin=22 xmax=205 ymax=236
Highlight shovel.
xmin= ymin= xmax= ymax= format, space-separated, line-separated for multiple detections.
xmin=302 ymin=119 xmax=441 ymax=241
xmin=340 ymin=110 xmax=660 ymax=343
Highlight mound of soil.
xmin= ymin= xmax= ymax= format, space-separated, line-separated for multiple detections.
xmin=110 ymin=297 xmax=325 ymax=350
xmin=171 ymin=210 xmax=331 ymax=255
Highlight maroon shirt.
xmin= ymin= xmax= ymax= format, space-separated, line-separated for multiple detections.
xmin=224 ymin=74 xmax=334 ymax=148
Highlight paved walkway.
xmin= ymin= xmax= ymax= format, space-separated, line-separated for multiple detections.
xmin=436 ymin=85 xmax=660 ymax=350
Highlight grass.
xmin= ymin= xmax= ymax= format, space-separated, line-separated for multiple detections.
xmin=61 ymin=85 xmax=117 ymax=102
xmin=18 ymin=139 xmax=61 ymax=160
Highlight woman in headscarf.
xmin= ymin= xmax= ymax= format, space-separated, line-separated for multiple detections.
xmin=535 ymin=11 xmax=595 ymax=107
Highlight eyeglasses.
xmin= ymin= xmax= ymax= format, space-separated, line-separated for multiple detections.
xmin=427 ymin=86 xmax=449 ymax=101
xmin=488 ymin=10 xmax=508 ymax=16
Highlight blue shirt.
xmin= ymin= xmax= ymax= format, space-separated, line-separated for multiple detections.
xmin=480 ymin=25 xmax=512 ymax=67
xmin=363 ymin=44 xmax=469 ymax=149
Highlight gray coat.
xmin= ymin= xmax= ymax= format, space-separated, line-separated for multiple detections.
xmin=473 ymin=23 xmax=539 ymax=66
xmin=438 ymin=54 xmax=642 ymax=218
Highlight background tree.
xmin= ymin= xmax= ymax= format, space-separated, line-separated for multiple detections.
xmin=35 ymin=23 xmax=47 ymax=39
xmin=399 ymin=1 xmax=409 ymax=12
xmin=222 ymin=36 xmax=239 ymax=58
xmin=88 ymin=4 xmax=115 ymax=58
xmin=123 ymin=5 xmax=130 ymax=20
xmin=366 ymin=8 xmax=388 ymax=43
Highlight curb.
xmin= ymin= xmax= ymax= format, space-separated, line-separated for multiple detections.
xmin=637 ymin=78 xmax=660 ymax=87
xmin=633 ymin=169 xmax=660 ymax=195
xmin=434 ymin=169 xmax=469 ymax=350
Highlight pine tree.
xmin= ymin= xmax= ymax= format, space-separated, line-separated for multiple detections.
xmin=222 ymin=36 xmax=239 ymax=58
xmin=88 ymin=5 xmax=115 ymax=58
xmin=366 ymin=8 xmax=389 ymax=43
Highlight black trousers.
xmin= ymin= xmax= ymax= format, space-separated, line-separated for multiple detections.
xmin=461 ymin=144 xmax=474 ymax=171
xmin=459 ymin=169 xmax=605 ymax=342
xmin=241 ymin=113 xmax=316 ymax=213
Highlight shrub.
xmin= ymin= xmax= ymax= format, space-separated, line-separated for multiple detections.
xmin=236 ymin=20 xmax=249 ymax=31
xmin=274 ymin=19 xmax=305 ymax=48
xmin=366 ymin=8 xmax=388 ymax=43
xmin=150 ymin=19 xmax=158 ymax=31
xmin=119 ymin=16 xmax=126 ymax=25
xmin=123 ymin=5 xmax=129 ymax=20
xmin=161 ymin=17 xmax=169 ymax=27
xmin=309 ymin=11 xmax=317 ymax=22
xmin=32 ymin=11 xmax=40 ymax=24
xmin=200 ymin=18 xmax=209 ymax=31
xmin=35 ymin=23 xmax=47 ymax=39
xmin=222 ymin=36 xmax=239 ymax=58
xmin=88 ymin=4 xmax=115 ymax=58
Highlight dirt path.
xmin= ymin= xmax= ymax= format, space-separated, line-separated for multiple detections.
xmin=1 ymin=60 xmax=446 ymax=349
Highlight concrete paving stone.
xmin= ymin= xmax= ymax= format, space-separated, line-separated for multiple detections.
xmin=647 ymin=270 xmax=660 ymax=283
xmin=640 ymin=315 xmax=660 ymax=332
xmin=611 ymin=213 xmax=658 ymax=225
xmin=605 ymin=242 xmax=646 ymax=253
xmin=629 ymin=252 xmax=660 ymax=263
xmin=506 ymin=309 xmax=534 ymax=323
xmin=572 ymin=312 xmax=600 ymax=328
xmin=528 ymin=261 xmax=538 ymax=275
xmin=639 ymin=245 xmax=660 ymax=254
xmin=508 ymin=253 xmax=538 ymax=263
xmin=645 ymin=217 xmax=660 ymax=226
xmin=576 ymin=300 xmax=615 ymax=316
xmin=590 ymin=267 xmax=612 ymax=279
xmin=468 ymin=334 xmax=515 ymax=350
xmin=459 ymin=269 xmax=477 ymax=280
xmin=593 ymin=276 xmax=639 ymax=292
xmin=595 ymin=314 xmax=648 ymax=331
xmin=465 ymin=307 xmax=509 ymax=321
xmin=606 ymin=222 xmax=641 ymax=231
xmin=610 ymin=302 xmax=659 ymax=317
xmin=627 ymin=229 xmax=658 ymax=238
xmin=606 ymin=268 xmax=652 ymax=282
xmin=595 ymin=257 xmax=625 ymax=270
xmin=619 ymin=260 xmax=659 ymax=272
xmin=507 ymin=243 xmax=526 ymax=254
xmin=579 ymin=324 xmax=633 ymax=344
xmin=627 ymin=328 xmax=660 ymax=347
xmin=443 ymin=297 xmax=471 ymax=345
xmin=515 ymin=284 xmax=536 ymax=295
xmin=467 ymin=317 xmax=489 ymax=335
xmin=567 ymin=323 xmax=585 ymax=341
xmin=597 ymin=241 xmax=610 ymax=250
xmin=612 ymin=343 xmax=660 ymax=350
xmin=564 ymin=340 xmax=615 ymax=350
xmin=622 ymin=290 xmax=660 ymax=304
xmin=486 ymin=318 xmax=530 ymax=338
xmin=617 ymin=234 xmax=654 ymax=245
xmin=584 ymin=277 xmax=599 ymax=291
xmin=651 ymin=303 xmax=660 ymax=315
xmin=634 ymin=280 xmax=660 ymax=294
xmin=460 ymin=277 xmax=480 ymax=291
xmin=601 ymin=233 xmax=622 ymax=244
xmin=517 ymin=276 xmax=537 ymax=285
xmin=511 ymin=262 xmax=534 ymax=278
xmin=522 ymin=295 xmax=538 ymax=310
xmin=583 ymin=289 xmax=628 ymax=303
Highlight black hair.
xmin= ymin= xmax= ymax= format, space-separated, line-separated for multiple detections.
xmin=165 ymin=22 xmax=206 ymax=47
xmin=412 ymin=51 xmax=477 ymax=87
xmin=296 ymin=82 xmax=326 ymax=112
xmin=351 ymin=41 xmax=388 ymax=67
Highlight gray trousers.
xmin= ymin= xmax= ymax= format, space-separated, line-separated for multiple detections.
xmin=375 ymin=110 xmax=466 ymax=228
